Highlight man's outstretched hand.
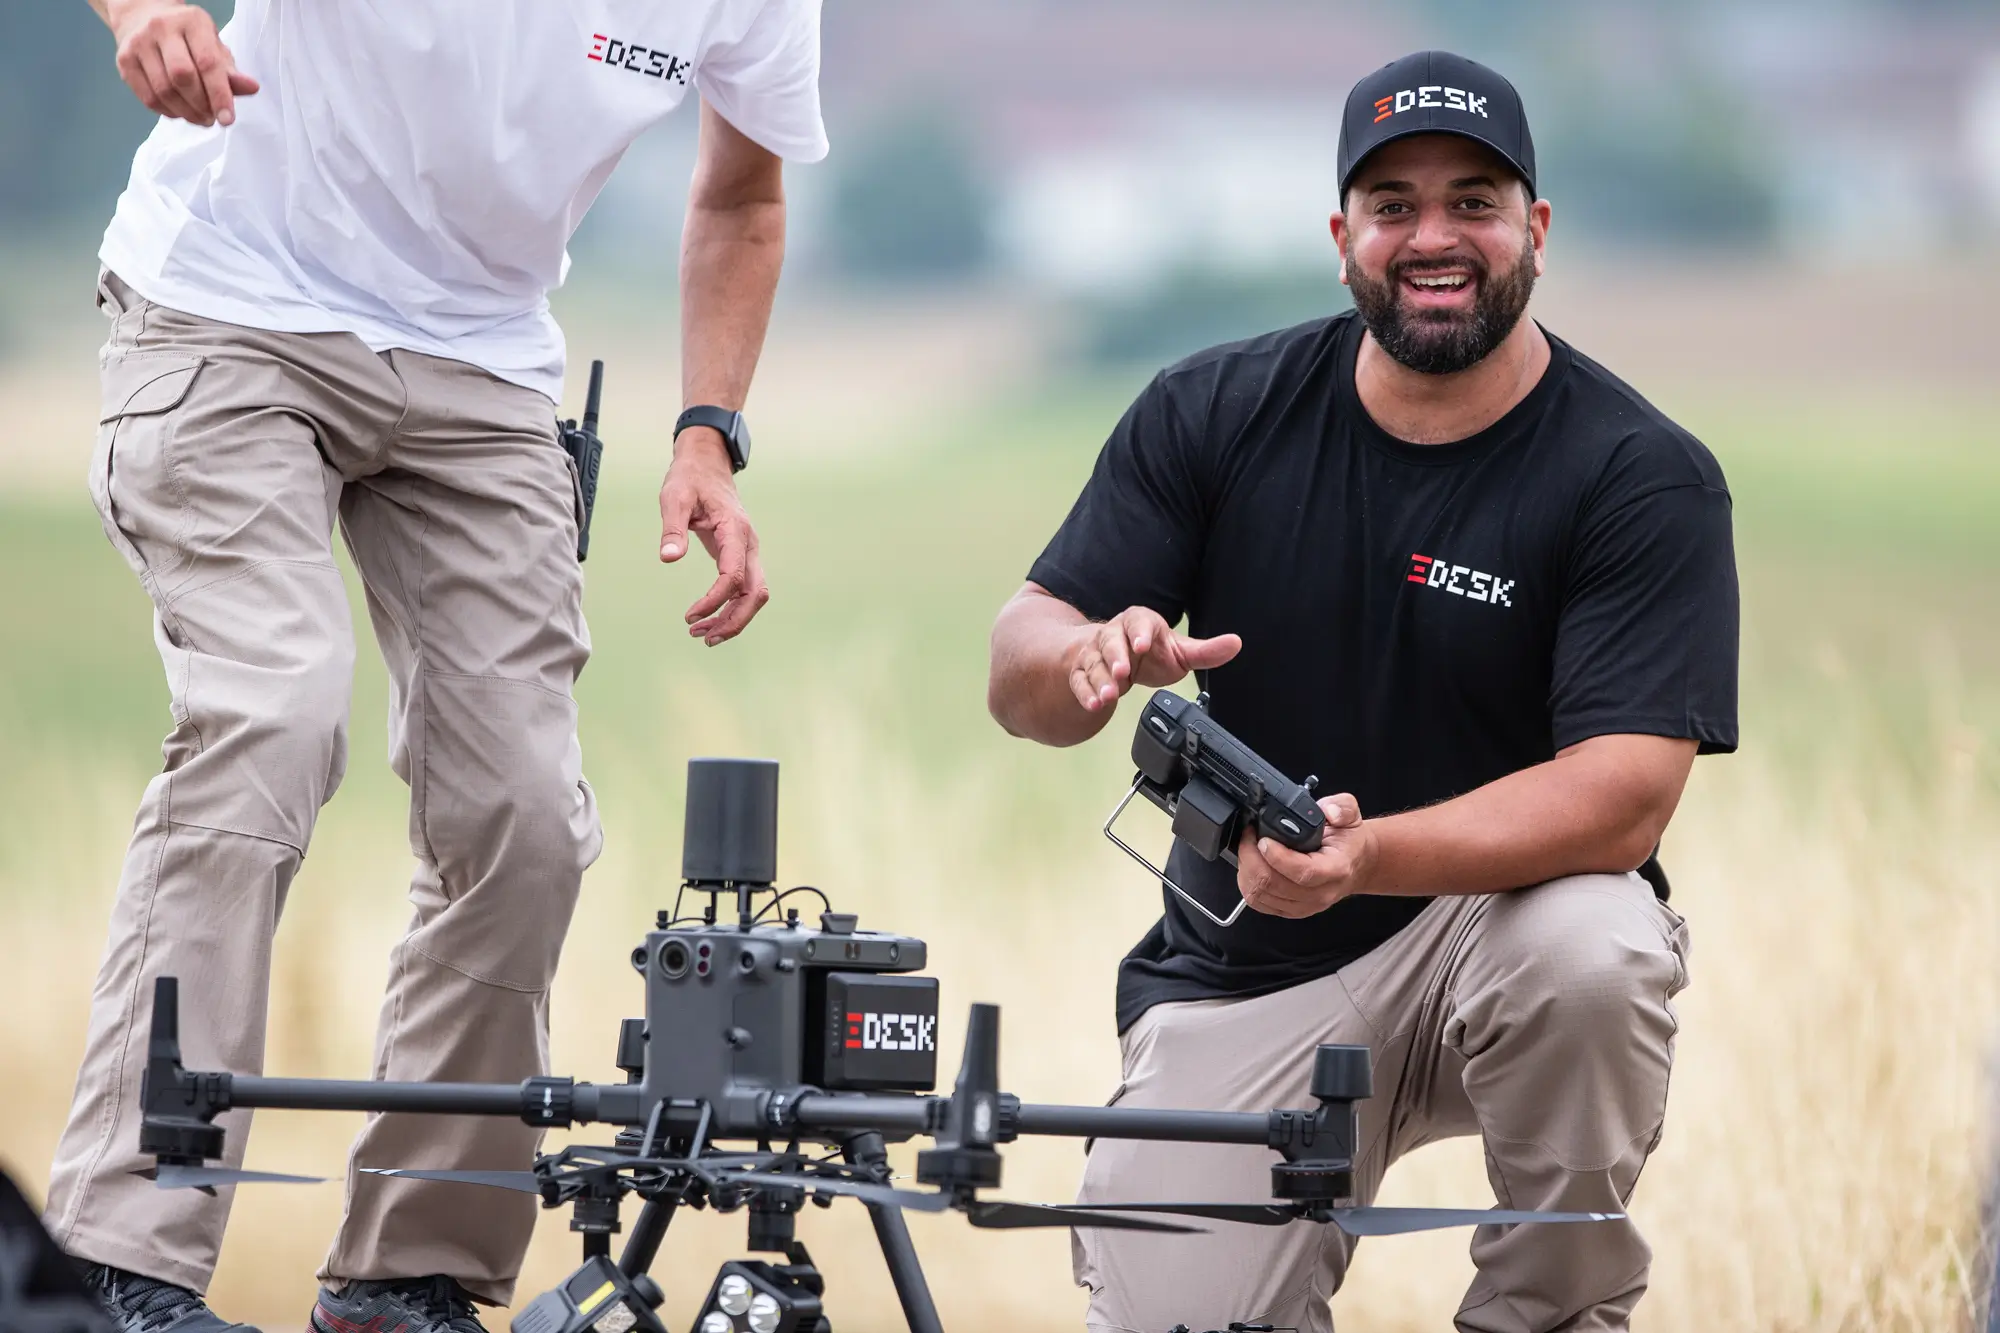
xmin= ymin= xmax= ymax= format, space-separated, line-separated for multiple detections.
xmin=1067 ymin=605 xmax=1241 ymax=713
xmin=99 ymin=0 xmax=259 ymax=127
xmin=659 ymin=430 xmax=768 ymax=645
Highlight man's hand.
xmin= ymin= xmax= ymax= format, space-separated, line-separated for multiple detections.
xmin=1237 ymin=794 xmax=1374 ymax=918
xmin=96 ymin=0 xmax=259 ymax=127
xmin=1067 ymin=606 xmax=1242 ymax=713
xmin=659 ymin=430 xmax=768 ymax=645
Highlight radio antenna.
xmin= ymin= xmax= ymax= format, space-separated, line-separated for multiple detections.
xmin=582 ymin=359 xmax=604 ymax=438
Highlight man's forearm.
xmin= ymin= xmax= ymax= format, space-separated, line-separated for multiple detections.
xmin=679 ymin=202 xmax=783 ymax=456
xmin=1357 ymin=735 xmax=1696 ymax=898
xmin=988 ymin=588 xmax=1112 ymax=747
xmin=678 ymin=106 xmax=786 ymax=464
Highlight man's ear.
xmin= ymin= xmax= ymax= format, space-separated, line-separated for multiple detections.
xmin=1529 ymin=196 xmax=1552 ymax=278
xmin=1330 ymin=211 xmax=1351 ymax=286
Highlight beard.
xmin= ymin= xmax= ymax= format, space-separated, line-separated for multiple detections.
xmin=1347 ymin=232 xmax=1538 ymax=376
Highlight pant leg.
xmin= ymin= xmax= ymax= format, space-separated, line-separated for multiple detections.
xmin=46 ymin=275 xmax=398 ymax=1291
xmin=319 ymin=349 xmax=600 ymax=1305
xmin=1437 ymin=873 xmax=1690 ymax=1333
xmin=1074 ymin=872 xmax=1687 ymax=1333
xmin=1072 ymin=970 xmax=1397 ymax=1333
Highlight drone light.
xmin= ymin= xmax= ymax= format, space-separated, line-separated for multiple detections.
xmin=697 ymin=1313 xmax=733 ymax=1333
xmin=717 ymin=1274 xmax=752 ymax=1316
xmin=746 ymin=1292 xmax=781 ymax=1333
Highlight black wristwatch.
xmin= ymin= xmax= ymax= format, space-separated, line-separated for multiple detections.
xmin=674 ymin=405 xmax=751 ymax=473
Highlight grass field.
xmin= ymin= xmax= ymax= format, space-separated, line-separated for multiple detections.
xmin=0 ymin=298 xmax=1996 ymax=1331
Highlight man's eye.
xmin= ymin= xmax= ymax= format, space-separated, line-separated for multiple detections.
xmin=1457 ymin=198 xmax=1493 ymax=211
xmin=1378 ymin=201 xmax=1410 ymax=215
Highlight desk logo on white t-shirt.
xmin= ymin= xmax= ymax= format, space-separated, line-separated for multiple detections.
xmin=588 ymin=33 xmax=692 ymax=85
xmin=1407 ymin=552 xmax=1513 ymax=607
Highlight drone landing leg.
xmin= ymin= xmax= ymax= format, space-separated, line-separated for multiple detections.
xmin=842 ymin=1133 xmax=944 ymax=1333
xmin=618 ymin=1197 xmax=677 ymax=1278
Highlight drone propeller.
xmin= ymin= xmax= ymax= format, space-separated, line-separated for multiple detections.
xmin=959 ymin=1200 xmax=1200 ymax=1234
xmin=135 ymin=1165 xmax=325 ymax=1190
xmin=1056 ymin=1201 xmax=1625 ymax=1236
xmin=1331 ymin=1206 xmax=1624 ymax=1236
xmin=713 ymin=1170 xmax=1201 ymax=1234
xmin=362 ymin=1168 xmax=543 ymax=1194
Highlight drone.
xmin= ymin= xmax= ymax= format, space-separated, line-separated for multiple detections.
xmin=134 ymin=750 xmax=1619 ymax=1333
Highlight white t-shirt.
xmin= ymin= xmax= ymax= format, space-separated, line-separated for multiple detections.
xmin=100 ymin=0 xmax=827 ymax=402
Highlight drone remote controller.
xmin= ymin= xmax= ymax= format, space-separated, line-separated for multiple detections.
xmin=1106 ymin=691 xmax=1326 ymax=927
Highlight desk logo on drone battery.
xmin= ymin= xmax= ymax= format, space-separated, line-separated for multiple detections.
xmin=846 ymin=1012 xmax=938 ymax=1053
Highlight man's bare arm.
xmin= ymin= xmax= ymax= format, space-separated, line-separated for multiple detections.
xmin=1237 ymin=733 xmax=1699 ymax=918
xmin=658 ymin=99 xmax=787 ymax=644
xmin=988 ymin=582 xmax=1242 ymax=748
xmin=90 ymin=0 xmax=259 ymax=127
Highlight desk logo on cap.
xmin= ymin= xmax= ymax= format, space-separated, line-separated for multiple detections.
xmin=1372 ymin=85 xmax=1492 ymax=124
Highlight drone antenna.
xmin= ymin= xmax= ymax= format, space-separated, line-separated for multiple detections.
xmin=681 ymin=758 xmax=780 ymax=932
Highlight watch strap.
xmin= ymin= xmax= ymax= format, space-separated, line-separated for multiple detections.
xmin=674 ymin=405 xmax=750 ymax=473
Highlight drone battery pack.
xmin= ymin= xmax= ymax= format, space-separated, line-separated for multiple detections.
xmin=807 ymin=973 xmax=939 ymax=1092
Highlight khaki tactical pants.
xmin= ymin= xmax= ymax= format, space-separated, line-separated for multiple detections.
xmin=1075 ymin=872 xmax=1690 ymax=1333
xmin=46 ymin=273 xmax=602 ymax=1305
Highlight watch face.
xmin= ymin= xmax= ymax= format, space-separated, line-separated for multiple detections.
xmin=677 ymin=407 xmax=750 ymax=470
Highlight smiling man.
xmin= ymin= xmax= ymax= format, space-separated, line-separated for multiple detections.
xmin=988 ymin=52 xmax=1738 ymax=1333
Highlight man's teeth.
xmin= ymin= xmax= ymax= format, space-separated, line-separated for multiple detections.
xmin=1409 ymin=274 xmax=1470 ymax=289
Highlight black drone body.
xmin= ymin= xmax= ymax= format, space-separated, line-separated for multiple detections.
xmin=132 ymin=757 xmax=1620 ymax=1333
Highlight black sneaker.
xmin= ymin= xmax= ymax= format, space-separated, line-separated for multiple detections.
xmin=310 ymin=1276 xmax=487 ymax=1333
xmin=76 ymin=1263 xmax=261 ymax=1333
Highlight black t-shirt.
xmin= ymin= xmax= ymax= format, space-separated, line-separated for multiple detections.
xmin=1028 ymin=312 xmax=1738 ymax=1034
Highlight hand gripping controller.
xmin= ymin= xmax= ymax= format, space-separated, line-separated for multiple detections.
xmin=1104 ymin=690 xmax=1326 ymax=927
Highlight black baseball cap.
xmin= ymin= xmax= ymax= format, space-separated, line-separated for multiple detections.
xmin=1337 ymin=51 xmax=1537 ymax=201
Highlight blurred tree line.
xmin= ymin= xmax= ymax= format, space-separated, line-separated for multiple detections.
xmin=5 ymin=0 xmax=1982 ymax=316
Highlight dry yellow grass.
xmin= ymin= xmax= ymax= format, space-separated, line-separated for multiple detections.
xmin=2 ymin=676 xmax=1993 ymax=1333
xmin=2 ymin=266 xmax=1995 ymax=1330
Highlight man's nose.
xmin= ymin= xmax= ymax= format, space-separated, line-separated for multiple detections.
xmin=1407 ymin=203 xmax=1462 ymax=255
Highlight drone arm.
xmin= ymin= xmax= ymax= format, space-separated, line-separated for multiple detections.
xmin=230 ymin=1076 xmax=552 ymax=1117
xmin=785 ymin=1094 xmax=1334 ymax=1155
xmin=1008 ymin=1103 xmax=1271 ymax=1145
xmin=786 ymin=1094 xmax=937 ymax=1136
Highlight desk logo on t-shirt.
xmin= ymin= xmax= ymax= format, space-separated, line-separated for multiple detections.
xmin=588 ymin=33 xmax=692 ymax=85
xmin=1408 ymin=553 xmax=1513 ymax=607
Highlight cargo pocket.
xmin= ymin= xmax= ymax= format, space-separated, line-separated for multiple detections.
xmin=90 ymin=351 xmax=205 ymax=583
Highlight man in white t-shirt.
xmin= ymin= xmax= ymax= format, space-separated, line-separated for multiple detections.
xmin=53 ymin=3 xmax=827 ymax=1330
